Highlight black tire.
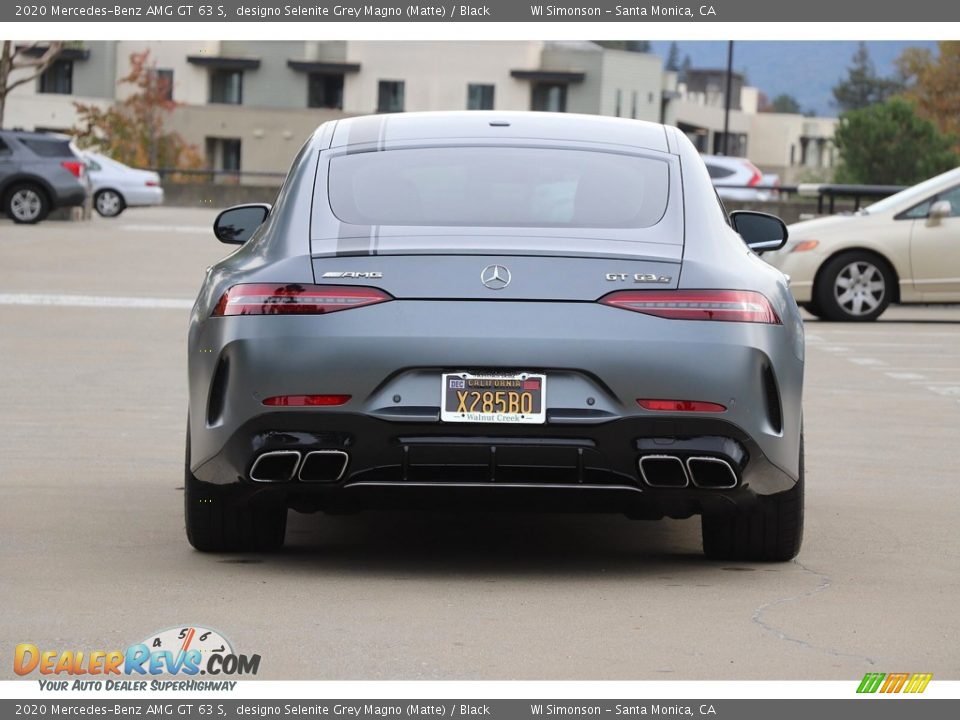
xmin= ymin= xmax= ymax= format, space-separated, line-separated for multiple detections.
xmin=5 ymin=182 xmax=50 ymax=224
xmin=184 ymin=425 xmax=287 ymax=552
xmin=813 ymin=251 xmax=894 ymax=322
xmin=701 ymin=433 xmax=804 ymax=562
xmin=799 ymin=301 xmax=826 ymax=320
xmin=94 ymin=189 xmax=125 ymax=218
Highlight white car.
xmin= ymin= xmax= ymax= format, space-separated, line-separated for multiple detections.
xmin=765 ymin=167 xmax=960 ymax=321
xmin=82 ymin=152 xmax=164 ymax=218
xmin=702 ymin=154 xmax=779 ymax=202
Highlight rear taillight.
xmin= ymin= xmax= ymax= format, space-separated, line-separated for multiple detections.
xmin=212 ymin=284 xmax=392 ymax=317
xmin=638 ymin=399 xmax=727 ymax=413
xmin=61 ymin=161 xmax=84 ymax=178
xmin=145 ymin=180 xmax=159 ymax=187
xmin=600 ymin=290 xmax=781 ymax=324
xmin=263 ymin=395 xmax=351 ymax=407
xmin=746 ymin=161 xmax=762 ymax=187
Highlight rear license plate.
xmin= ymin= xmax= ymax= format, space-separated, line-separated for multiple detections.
xmin=441 ymin=372 xmax=547 ymax=424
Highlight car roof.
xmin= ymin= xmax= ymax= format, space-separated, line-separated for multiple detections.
xmin=328 ymin=111 xmax=673 ymax=154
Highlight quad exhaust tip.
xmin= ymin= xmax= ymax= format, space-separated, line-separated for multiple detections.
xmin=250 ymin=450 xmax=301 ymax=483
xmin=638 ymin=454 xmax=740 ymax=490
xmin=638 ymin=455 xmax=689 ymax=488
xmin=686 ymin=456 xmax=738 ymax=489
xmin=299 ymin=450 xmax=350 ymax=483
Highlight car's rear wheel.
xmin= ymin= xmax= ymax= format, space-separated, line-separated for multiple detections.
xmin=814 ymin=251 xmax=893 ymax=322
xmin=701 ymin=433 xmax=804 ymax=562
xmin=5 ymin=183 xmax=49 ymax=224
xmin=94 ymin=189 xmax=125 ymax=218
xmin=184 ymin=425 xmax=287 ymax=552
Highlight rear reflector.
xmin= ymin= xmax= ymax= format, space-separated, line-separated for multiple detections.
xmin=61 ymin=161 xmax=84 ymax=178
xmin=145 ymin=180 xmax=160 ymax=187
xmin=638 ymin=399 xmax=727 ymax=413
xmin=600 ymin=290 xmax=781 ymax=324
xmin=213 ymin=284 xmax=391 ymax=316
xmin=262 ymin=395 xmax=351 ymax=407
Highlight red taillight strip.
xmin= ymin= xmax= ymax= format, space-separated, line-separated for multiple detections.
xmin=600 ymin=290 xmax=781 ymax=324
xmin=263 ymin=395 xmax=351 ymax=407
xmin=638 ymin=399 xmax=727 ymax=413
xmin=213 ymin=284 xmax=392 ymax=317
xmin=61 ymin=161 xmax=84 ymax=178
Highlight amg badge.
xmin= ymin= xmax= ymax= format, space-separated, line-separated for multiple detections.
xmin=605 ymin=272 xmax=673 ymax=284
xmin=322 ymin=271 xmax=383 ymax=279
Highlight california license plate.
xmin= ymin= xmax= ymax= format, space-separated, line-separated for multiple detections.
xmin=441 ymin=372 xmax=547 ymax=424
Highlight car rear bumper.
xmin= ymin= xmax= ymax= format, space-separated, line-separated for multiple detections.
xmin=188 ymin=299 xmax=804 ymax=514
xmin=192 ymin=410 xmax=797 ymax=518
xmin=122 ymin=185 xmax=164 ymax=207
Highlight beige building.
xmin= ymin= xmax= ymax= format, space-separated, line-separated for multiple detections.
xmin=4 ymin=40 xmax=836 ymax=184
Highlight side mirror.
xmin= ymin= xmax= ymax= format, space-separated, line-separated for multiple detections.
xmin=213 ymin=203 xmax=271 ymax=244
xmin=730 ymin=210 xmax=789 ymax=253
xmin=927 ymin=200 xmax=952 ymax=225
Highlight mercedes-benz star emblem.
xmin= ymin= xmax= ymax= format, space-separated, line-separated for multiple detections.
xmin=480 ymin=264 xmax=511 ymax=290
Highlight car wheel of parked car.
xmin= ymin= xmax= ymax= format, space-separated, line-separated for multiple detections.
xmin=184 ymin=424 xmax=287 ymax=552
xmin=814 ymin=251 xmax=894 ymax=322
xmin=799 ymin=302 xmax=826 ymax=319
xmin=701 ymin=433 xmax=804 ymax=562
xmin=94 ymin=189 xmax=125 ymax=218
xmin=5 ymin=183 xmax=49 ymax=224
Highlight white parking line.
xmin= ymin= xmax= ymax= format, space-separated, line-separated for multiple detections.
xmin=848 ymin=358 xmax=886 ymax=366
xmin=885 ymin=372 xmax=927 ymax=380
xmin=0 ymin=293 xmax=193 ymax=310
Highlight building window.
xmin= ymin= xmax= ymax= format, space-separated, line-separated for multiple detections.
xmin=209 ymin=70 xmax=243 ymax=105
xmin=206 ymin=137 xmax=242 ymax=179
xmin=377 ymin=80 xmax=405 ymax=113
xmin=38 ymin=60 xmax=73 ymax=95
xmin=308 ymin=73 xmax=344 ymax=109
xmin=631 ymin=91 xmax=638 ymax=119
xmin=614 ymin=89 xmax=622 ymax=117
xmin=156 ymin=69 xmax=174 ymax=101
xmin=467 ymin=83 xmax=495 ymax=110
xmin=531 ymin=83 xmax=567 ymax=112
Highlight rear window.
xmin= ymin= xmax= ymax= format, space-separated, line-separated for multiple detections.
xmin=327 ymin=146 xmax=670 ymax=229
xmin=21 ymin=138 xmax=74 ymax=158
xmin=706 ymin=163 xmax=736 ymax=180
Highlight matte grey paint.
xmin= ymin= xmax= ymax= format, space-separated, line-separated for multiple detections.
xmin=188 ymin=111 xmax=803 ymax=493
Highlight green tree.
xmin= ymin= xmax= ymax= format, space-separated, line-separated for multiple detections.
xmin=679 ymin=54 xmax=692 ymax=83
xmin=897 ymin=41 xmax=960 ymax=151
xmin=71 ymin=51 xmax=201 ymax=171
xmin=833 ymin=98 xmax=957 ymax=185
xmin=770 ymin=94 xmax=802 ymax=114
xmin=665 ymin=42 xmax=681 ymax=71
xmin=832 ymin=42 xmax=903 ymax=112
xmin=625 ymin=41 xmax=652 ymax=53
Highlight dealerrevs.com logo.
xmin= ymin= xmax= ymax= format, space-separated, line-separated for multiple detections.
xmin=15 ymin=626 xmax=260 ymax=691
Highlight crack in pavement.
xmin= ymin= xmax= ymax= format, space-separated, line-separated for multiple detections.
xmin=750 ymin=559 xmax=877 ymax=666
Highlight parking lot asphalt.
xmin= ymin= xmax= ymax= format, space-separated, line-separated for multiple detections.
xmin=1 ymin=208 xmax=958 ymax=681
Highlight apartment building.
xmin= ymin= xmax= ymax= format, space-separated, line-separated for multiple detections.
xmin=3 ymin=40 xmax=836 ymax=183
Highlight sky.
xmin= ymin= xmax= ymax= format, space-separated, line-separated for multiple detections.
xmin=647 ymin=40 xmax=939 ymax=117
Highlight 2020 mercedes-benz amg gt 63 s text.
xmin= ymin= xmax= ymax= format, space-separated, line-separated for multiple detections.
xmin=186 ymin=111 xmax=805 ymax=561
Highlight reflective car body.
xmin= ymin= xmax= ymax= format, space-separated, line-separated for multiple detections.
xmin=766 ymin=167 xmax=960 ymax=321
xmin=83 ymin=152 xmax=164 ymax=217
xmin=0 ymin=130 xmax=88 ymax=223
xmin=186 ymin=111 xmax=805 ymax=560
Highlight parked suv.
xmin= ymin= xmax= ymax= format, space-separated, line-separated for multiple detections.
xmin=0 ymin=130 xmax=89 ymax=224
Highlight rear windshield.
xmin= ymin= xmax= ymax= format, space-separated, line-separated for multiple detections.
xmin=21 ymin=138 xmax=74 ymax=158
xmin=327 ymin=146 xmax=670 ymax=229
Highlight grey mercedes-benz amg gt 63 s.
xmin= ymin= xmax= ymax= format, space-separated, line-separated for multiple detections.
xmin=186 ymin=111 xmax=804 ymax=560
